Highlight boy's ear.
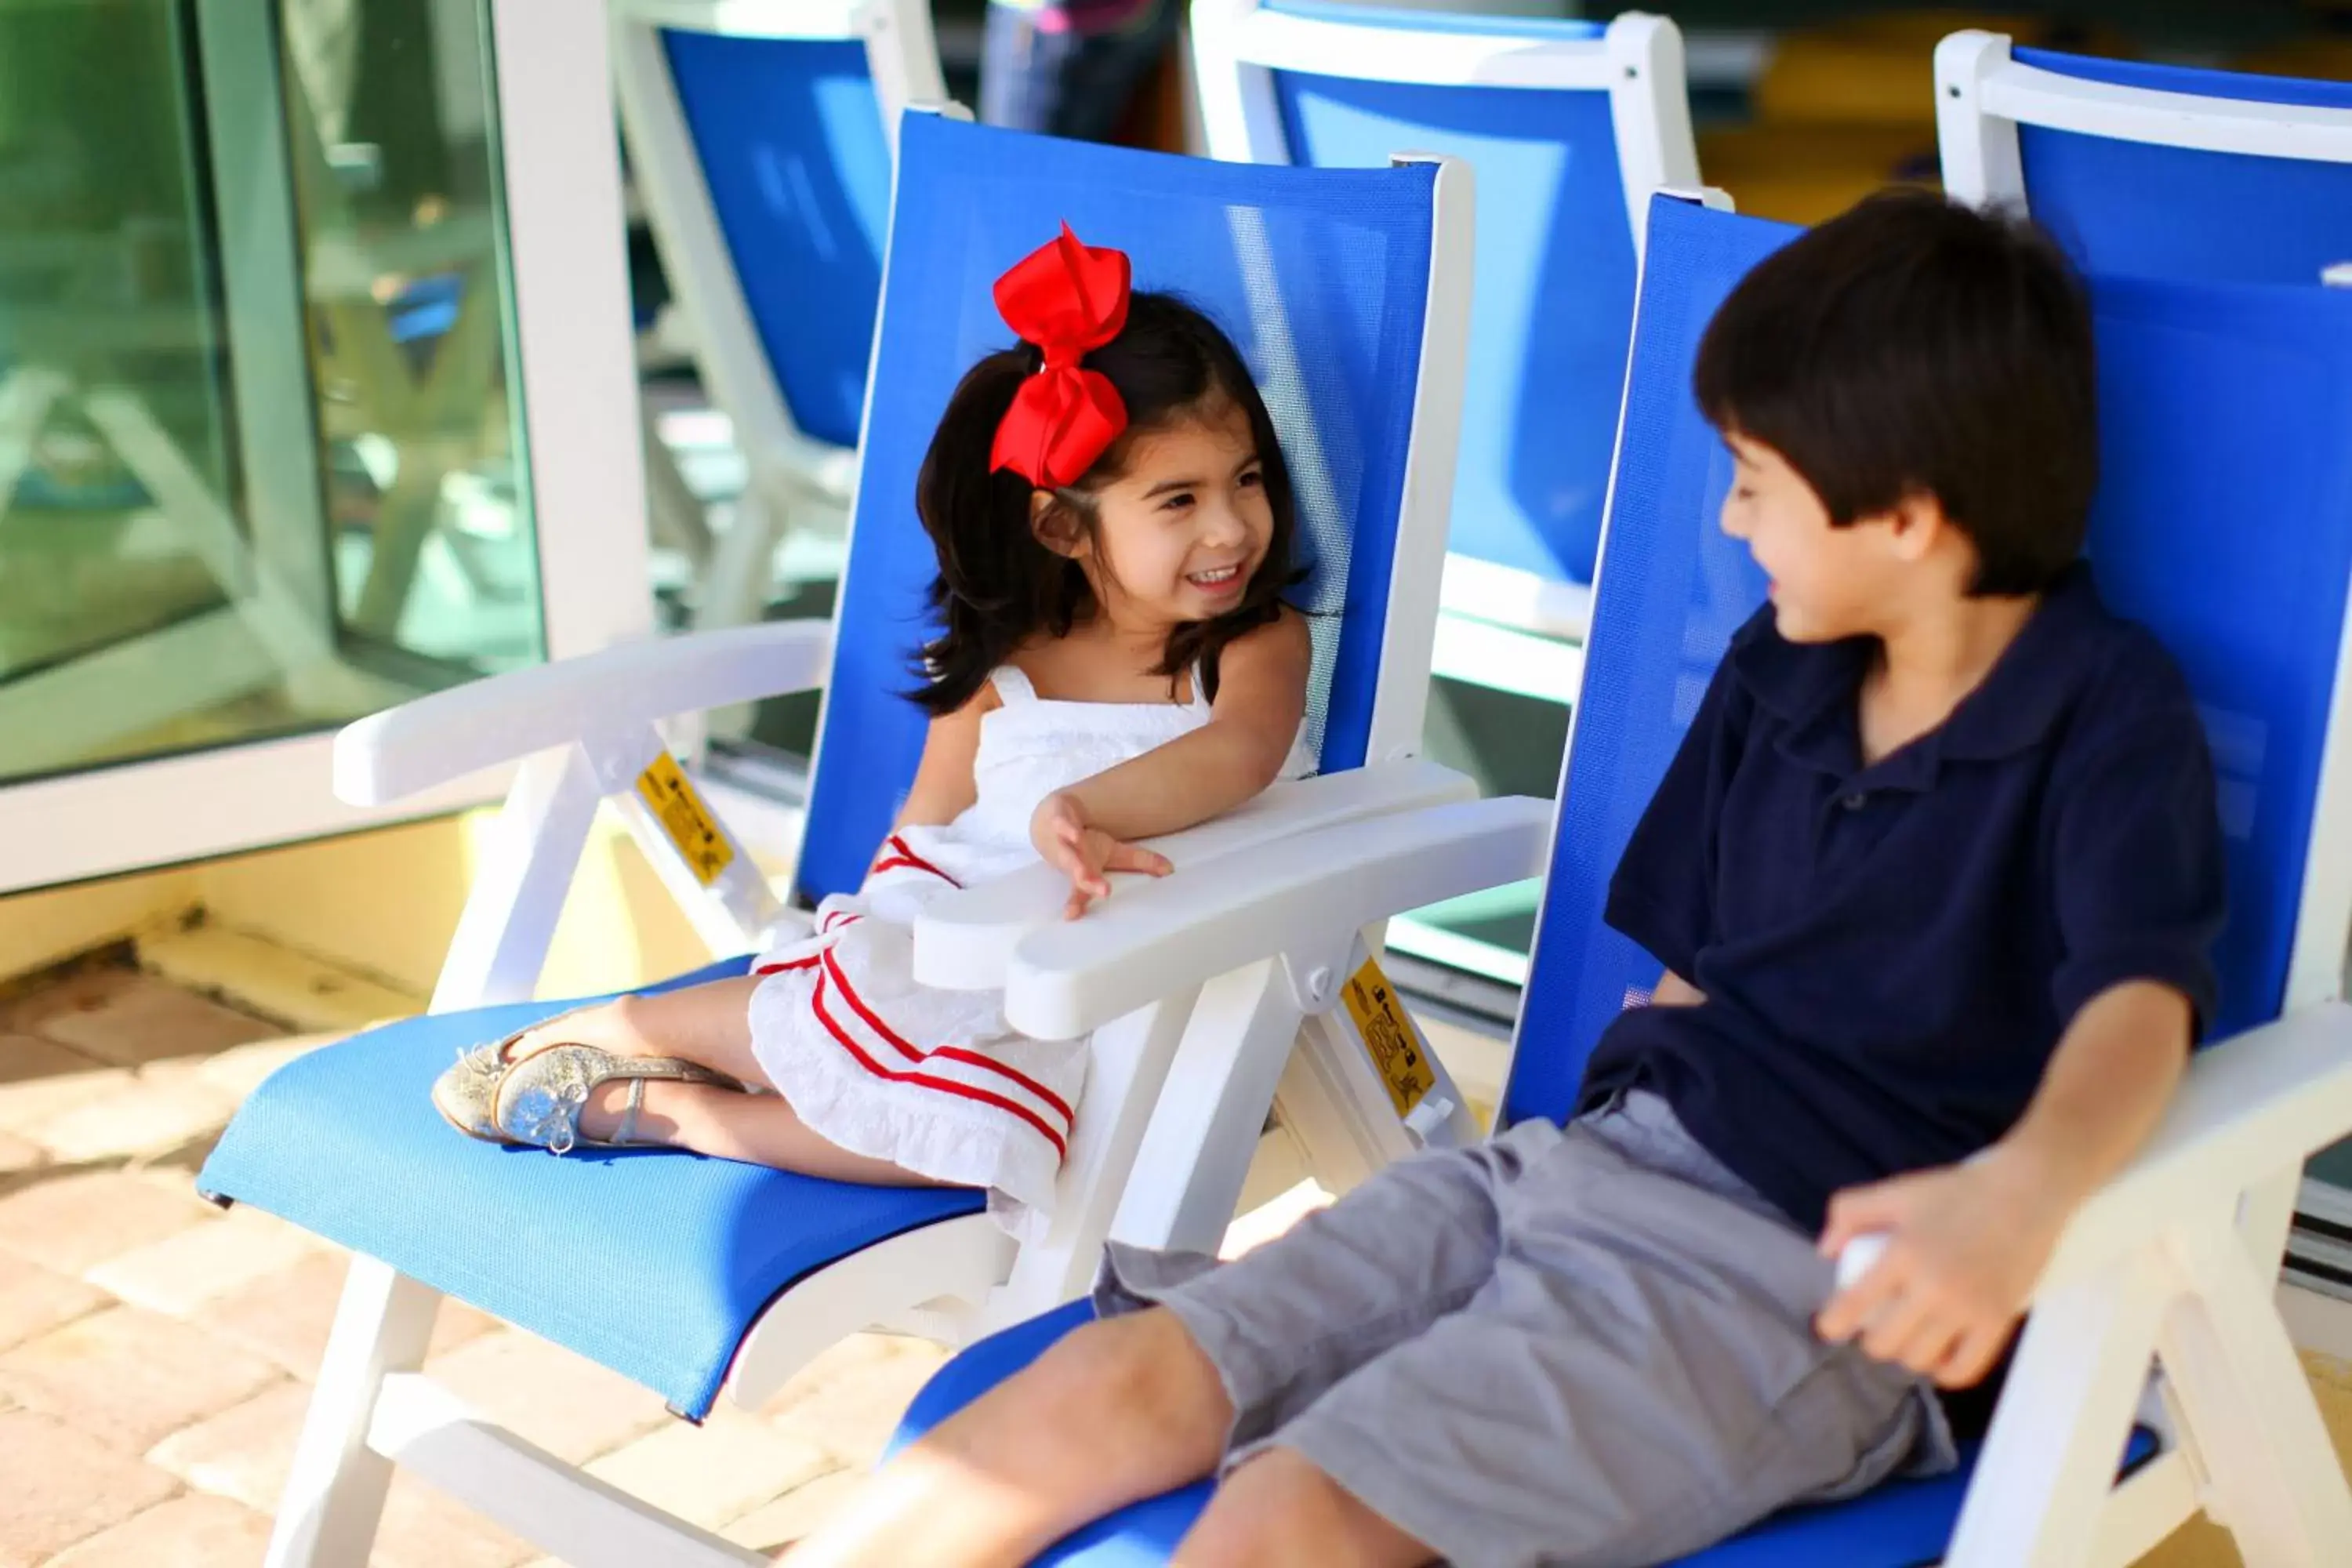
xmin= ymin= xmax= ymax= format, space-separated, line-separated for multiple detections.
xmin=1883 ymin=489 xmax=1949 ymax=563
xmin=1029 ymin=490 xmax=1089 ymax=559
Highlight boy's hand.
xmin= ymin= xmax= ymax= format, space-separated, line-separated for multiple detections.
xmin=1031 ymin=792 xmax=1172 ymax=920
xmin=1813 ymin=1146 xmax=2075 ymax=1389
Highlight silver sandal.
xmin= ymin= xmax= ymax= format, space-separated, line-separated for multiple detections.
xmin=491 ymin=1044 xmax=738 ymax=1155
xmin=432 ymin=1000 xmax=614 ymax=1143
xmin=431 ymin=1027 xmax=533 ymax=1143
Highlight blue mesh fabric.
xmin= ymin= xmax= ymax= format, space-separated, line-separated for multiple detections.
xmin=663 ymin=29 xmax=891 ymax=448
xmin=1266 ymin=24 xmax=1635 ymax=586
xmin=2078 ymin=274 xmax=2352 ymax=1036
xmin=196 ymin=956 xmax=985 ymax=1417
xmin=2007 ymin=47 xmax=2352 ymax=287
xmin=2015 ymin=45 xmax=2352 ymax=113
xmin=1507 ymin=195 xmax=2352 ymax=1127
xmin=798 ymin=114 xmax=1437 ymax=901
xmin=891 ymin=1298 xmax=2158 ymax=1563
xmin=1505 ymin=197 xmax=1791 ymax=1128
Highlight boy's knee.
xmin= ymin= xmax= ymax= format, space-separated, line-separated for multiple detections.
xmin=1028 ymin=1309 xmax=1231 ymax=1448
xmin=1181 ymin=1448 xmax=1431 ymax=1568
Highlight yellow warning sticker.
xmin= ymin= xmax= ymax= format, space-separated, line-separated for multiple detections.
xmin=1341 ymin=956 xmax=1433 ymax=1119
xmin=637 ymin=753 xmax=734 ymax=887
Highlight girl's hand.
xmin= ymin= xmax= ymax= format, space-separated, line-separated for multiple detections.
xmin=1032 ymin=791 xmax=1172 ymax=919
xmin=1813 ymin=1145 xmax=2072 ymax=1388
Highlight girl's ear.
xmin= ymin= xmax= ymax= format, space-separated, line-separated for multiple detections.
xmin=1029 ymin=489 xmax=1090 ymax=560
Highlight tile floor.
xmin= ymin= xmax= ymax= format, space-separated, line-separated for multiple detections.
xmin=0 ymin=956 xmax=943 ymax=1566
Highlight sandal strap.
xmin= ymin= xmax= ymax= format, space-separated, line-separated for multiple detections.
xmin=615 ymin=1076 xmax=648 ymax=1146
xmin=491 ymin=1044 xmax=739 ymax=1154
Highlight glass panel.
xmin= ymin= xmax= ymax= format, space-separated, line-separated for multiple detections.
xmin=1390 ymin=677 xmax=1566 ymax=988
xmin=0 ymin=0 xmax=540 ymax=789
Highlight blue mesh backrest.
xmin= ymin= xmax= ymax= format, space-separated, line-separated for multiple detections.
xmin=1504 ymin=195 xmax=2352 ymax=1128
xmin=2009 ymin=46 xmax=2352 ymax=286
xmin=1261 ymin=4 xmax=1630 ymax=586
xmin=797 ymin=114 xmax=1436 ymax=902
xmin=2083 ymin=275 xmax=2352 ymax=1036
xmin=1506 ymin=198 xmax=1791 ymax=1127
xmin=663 ymin=29 xmax=891 ymax=448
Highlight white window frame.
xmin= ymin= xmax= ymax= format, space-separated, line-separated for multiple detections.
xmin=1936 ymin=29 xmax=2352 ymax=212
xmin=0 ymin=0 xmax=653 ymax=895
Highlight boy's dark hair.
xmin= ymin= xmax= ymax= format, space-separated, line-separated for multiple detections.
xmin=910 ymin=292 xmax=1299 ymax=715
xmin=1693 ymin=188 xmax=2098 ymax=596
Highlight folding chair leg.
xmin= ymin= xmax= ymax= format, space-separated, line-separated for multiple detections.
xmin=1945 ymin=1251 xmax=2168 ymax=1568
xmin=2158 ymin=1223 xmax=2352 ymax=1566
xmin=642 ymin=402 xmax=715 ymax=566
xmin=0 ymin=365 xmax=70 ymax=521
xmin=264 ymin=1254 xmax=444 ymax=1568
xmin=1109 ymin=960 xmax=1302 ymax=1254
xmin=695 ymin=484 xmax=786 ymax=634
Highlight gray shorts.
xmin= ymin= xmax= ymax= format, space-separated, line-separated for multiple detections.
xmin=1094 ymin=1091 xmax=1958 ymax=1568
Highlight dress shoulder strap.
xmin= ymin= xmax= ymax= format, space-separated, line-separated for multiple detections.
xmin=988 ymin=666 xmax=1038 ymax=705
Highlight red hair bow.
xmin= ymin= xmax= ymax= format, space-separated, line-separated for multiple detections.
xmin=989 ymin=223 xmax=1132 ymax=490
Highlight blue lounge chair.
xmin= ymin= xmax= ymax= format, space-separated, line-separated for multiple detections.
xmin=197 ymin=111 xmax=1488 ymax=1566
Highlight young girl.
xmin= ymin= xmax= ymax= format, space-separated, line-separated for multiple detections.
xmin=430 ymin=226 xmax=1314 ymax=1225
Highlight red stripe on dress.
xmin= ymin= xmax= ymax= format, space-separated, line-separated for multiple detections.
xmin=819 ymin=949 xmax=1076 ymax=1126
xmin=810 ymin=974 xmax=1067 ymax=1159
xmin=753 ymin=954 xmax=822 ymax=976
xmin=871 ymin=835 xmax=961 ymax=887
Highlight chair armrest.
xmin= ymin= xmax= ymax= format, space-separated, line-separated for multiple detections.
xmin=999 ymin=793 xmax=1552 ymax=1040
xmin=334 ymin=620 xmax=833 ymax=805
xmin=2035 ymin=1000 xmax=2352 ymax=1291
xmin=910 ymin=759 xmax=1481 ymax=993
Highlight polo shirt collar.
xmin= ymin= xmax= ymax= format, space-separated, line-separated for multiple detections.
xmin=1728 ymin=560 xmax=2108 ymax=782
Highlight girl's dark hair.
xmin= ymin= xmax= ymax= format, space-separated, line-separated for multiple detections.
xmin=910 ymin=292 xmax=1301 ymax=715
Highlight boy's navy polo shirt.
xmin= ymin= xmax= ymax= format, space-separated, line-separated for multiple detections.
xmin=1582 ymin=562 xmax=2226 ymax=1234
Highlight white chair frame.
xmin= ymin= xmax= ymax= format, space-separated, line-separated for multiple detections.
xmin=612 ymin=0 xmax=946 ymax=638
xmin=256 ymin=141 xmax=1488 ymax=1566
xmin=1936 ymin=29 xmax=2352 ymax=216
xmin=1191 ymin=2 xmax=1698 ymax=694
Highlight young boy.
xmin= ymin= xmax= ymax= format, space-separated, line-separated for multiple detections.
xmin=786 ymin=191 xmax=2227 ymax=1568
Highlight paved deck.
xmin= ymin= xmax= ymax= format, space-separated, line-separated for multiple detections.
xmin=0 ymin=957 xmax=942 ymax=1566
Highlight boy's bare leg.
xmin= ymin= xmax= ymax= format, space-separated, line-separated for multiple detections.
xmin=783 ymin=1308 xmax=1232 ymax=1568
xmin=1174 ymin=1449 xmax=1436 ymax=1568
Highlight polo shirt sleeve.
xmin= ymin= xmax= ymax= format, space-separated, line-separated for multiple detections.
xmin=2049 ymin=704 xmax=2227 ymax=1037
xmin=1603 ymin=658 xmax=1745 ymax=983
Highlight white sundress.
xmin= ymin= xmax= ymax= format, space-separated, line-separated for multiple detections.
xmin=746 ymin=664 xmax=1313 ymax=1230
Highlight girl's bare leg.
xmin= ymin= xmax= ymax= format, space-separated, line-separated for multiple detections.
xmin=578 ymin=1080 xmax=933 ymax=1186
xmin=510 ymin=977 xmax=938 ymax=1186
xmin=507 ymin=976 xmax=768 ymax=1081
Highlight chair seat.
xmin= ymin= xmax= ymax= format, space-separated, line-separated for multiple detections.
xmin=197 ymin=955 xmax=987 ymax=1417
xmin=890 ymin=1301 xmax=2161 ymax=1566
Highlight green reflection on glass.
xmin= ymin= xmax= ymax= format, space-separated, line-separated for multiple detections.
xmin=0 ymin=0 xmax=542 ymax=787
